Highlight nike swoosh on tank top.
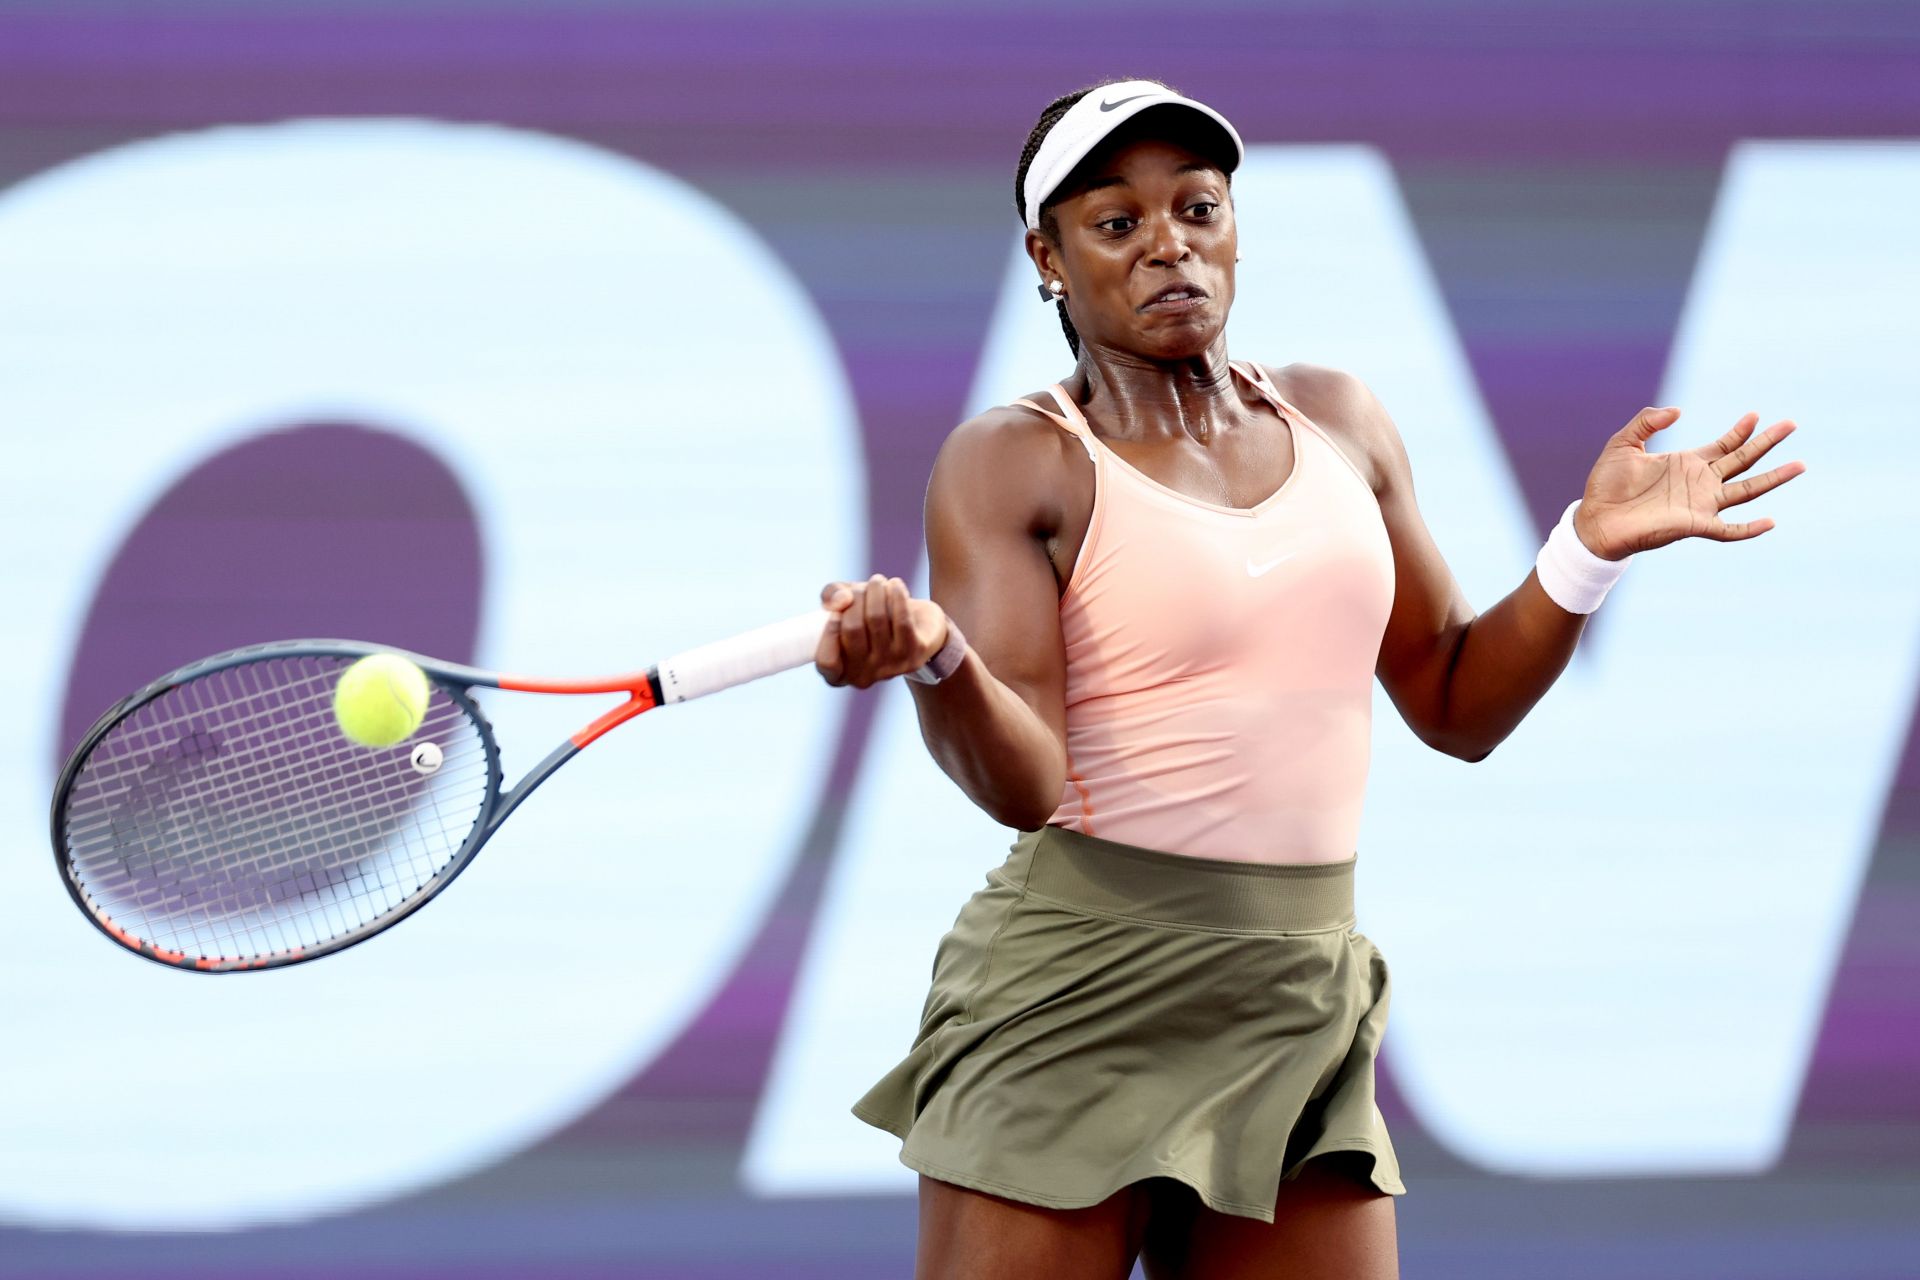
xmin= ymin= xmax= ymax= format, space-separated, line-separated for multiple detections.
xmin=1012 ymin=361 xmax=1395 ymax=865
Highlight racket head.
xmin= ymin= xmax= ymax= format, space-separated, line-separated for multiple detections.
xmin=50 ymin=640 xmax=504 ymax=972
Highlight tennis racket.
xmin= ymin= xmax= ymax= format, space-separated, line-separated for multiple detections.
xmin=49 ymin=610 xmax=831 ymax=973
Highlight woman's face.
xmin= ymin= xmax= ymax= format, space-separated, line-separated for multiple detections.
xmin=1033 ymin=134 xmax=1237 ymax=363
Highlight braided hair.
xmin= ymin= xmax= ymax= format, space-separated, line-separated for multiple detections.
xmin=1014 ymin=87 xmax=1096 ymax=357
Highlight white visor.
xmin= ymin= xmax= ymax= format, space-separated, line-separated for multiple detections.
xmin=1022 ymin=80 xmax=1245 ymax=232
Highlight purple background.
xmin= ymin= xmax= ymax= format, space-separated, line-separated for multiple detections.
xmin=4 ymin=2 xmax=1917 ymax=1275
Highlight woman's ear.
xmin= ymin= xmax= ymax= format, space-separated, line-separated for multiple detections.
xmin=1025 ymin=227 xmax=1060 ymax=291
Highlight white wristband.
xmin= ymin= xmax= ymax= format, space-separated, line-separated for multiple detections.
xmin=1534 ymin=499 xmax=1631 ymax=615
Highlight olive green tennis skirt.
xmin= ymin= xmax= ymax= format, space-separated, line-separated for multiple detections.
xmin=851 ymin=824 xmax=1405 ymax=1224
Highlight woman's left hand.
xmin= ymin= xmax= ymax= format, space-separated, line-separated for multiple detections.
xmin=1573 ymin=406 xmax=1808 ymax=560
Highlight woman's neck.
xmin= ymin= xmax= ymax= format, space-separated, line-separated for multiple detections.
xmin=1070 ymin=338 xmax=1243 ymax=445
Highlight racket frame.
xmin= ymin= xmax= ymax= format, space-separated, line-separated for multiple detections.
xmin=50 ymin=638 xmax=665 ymax=973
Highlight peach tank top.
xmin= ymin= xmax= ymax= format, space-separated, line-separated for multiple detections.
xmin=1013 ymin=361 xmax=1395 ymax=865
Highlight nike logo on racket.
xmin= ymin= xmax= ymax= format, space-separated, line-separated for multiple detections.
xmin=1100 ymin=93 xmax=1156 ymax=112
xmin=1246 ymin=550 xmax=1301 ymax=577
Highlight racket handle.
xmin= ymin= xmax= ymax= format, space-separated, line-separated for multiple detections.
xmin=655 ymin=609 xmax=832 ymax=704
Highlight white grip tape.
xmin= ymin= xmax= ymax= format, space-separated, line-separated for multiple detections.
xmin=656 ymin=609 xmax=831 ymax=704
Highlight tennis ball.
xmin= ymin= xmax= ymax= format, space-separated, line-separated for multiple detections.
xmin=333 ymin=653 xmax=431 ymax=748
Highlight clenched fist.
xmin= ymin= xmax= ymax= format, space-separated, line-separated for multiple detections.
xmin=815 ymin=574 xmax=950 ymax=689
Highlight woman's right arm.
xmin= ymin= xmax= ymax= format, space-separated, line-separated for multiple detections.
xmin=816 ymin=411 xmax=1071 ymax=829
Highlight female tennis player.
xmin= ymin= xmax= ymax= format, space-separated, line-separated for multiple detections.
xmin=814 ymin=79 xmax=1803 ymax=1280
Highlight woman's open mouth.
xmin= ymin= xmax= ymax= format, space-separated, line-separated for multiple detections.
xmin=1139 ymin=284 xmax=1209 ymax=314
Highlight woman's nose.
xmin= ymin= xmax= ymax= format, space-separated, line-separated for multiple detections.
xmin=1143 ymin=215 xmax=1191 ymax=267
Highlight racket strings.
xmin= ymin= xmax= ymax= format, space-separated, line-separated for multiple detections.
xmin=72 ymin=661 xmax=488 ymax=960
xmin=61 ymin=656 xmax=493 ymax=964
xmin=144 ymin=666 xmax=488 ymax=957
xmin=69 ymin=662 xmax=443 ymax=957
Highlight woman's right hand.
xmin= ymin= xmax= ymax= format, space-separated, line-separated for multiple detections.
xmin=814 ymin=574 xmax=951 ymax=689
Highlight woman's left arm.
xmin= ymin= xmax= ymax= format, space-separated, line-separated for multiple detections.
xmin=1304 ymin=368 xmax=1806 ymax=762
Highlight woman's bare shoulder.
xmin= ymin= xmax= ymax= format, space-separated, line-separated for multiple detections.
xmin=1259 ymin=360 xmax=1368 ymax=413
xmin=933 ymin=398 xmax=1084 ymax=488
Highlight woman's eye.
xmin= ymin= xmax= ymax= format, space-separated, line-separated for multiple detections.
xmin=1098 ymin=217 xmax=1135 ymax=234
xmin=1188 ymin=202 xmax=1218 ymax=219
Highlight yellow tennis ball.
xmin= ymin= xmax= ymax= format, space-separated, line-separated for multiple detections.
xmin=333 ymin=653 xmax=431 ymax=748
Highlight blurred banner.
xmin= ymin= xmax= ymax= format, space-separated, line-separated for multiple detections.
xmin=1 ymin=3 xmax=1915 ymax=1277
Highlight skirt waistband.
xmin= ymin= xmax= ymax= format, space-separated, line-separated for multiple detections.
xmin=1001 ymin=826 xmax=1356 ymax=935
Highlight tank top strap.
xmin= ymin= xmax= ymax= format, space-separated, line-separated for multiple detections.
xmin=1231 ymin=359 xmax=1314 ymax=428
xmin=1230 ymin=358 xmax=1282 ymax=406
xmin=1011 ymin=388 xmax=1098 ymax=462
xmin=1043 ymin=383 xmax=1093 ymax=434
xmin=1232 ymin=360 xmax=1375 ymax=491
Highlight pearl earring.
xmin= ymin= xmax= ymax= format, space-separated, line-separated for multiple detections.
xmin=1037 ymin=279 xmax=1064 ymax=302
